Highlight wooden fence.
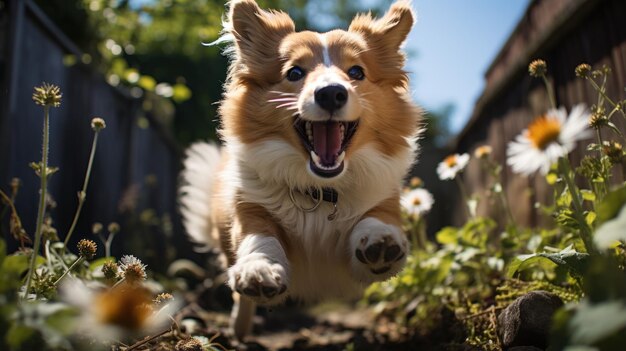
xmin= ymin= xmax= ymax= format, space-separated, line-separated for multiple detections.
xmin=0 ymin=0 xmax=192 ymax=268
xmin=454 ymin=0 xmax=626 ymax=227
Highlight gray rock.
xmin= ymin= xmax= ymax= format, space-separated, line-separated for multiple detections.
xmin=497 ymin=290 xmax=564 ymax=350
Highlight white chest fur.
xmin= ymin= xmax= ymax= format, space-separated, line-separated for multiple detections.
xmin=223 ymin=138 xmax=415 ymax=300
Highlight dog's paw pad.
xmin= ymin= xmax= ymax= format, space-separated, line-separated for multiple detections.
xmin=229 ymin=258 xmax=288 ymax=304
xmin=354 ymin=236 xmax=405 ymax=274
xmin=350 ymin=219 xmax=409 ymax=283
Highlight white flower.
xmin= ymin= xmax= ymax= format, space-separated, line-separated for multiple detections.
xmin=401 ymin=188 xmax=434 ymax=217
xmin=507 ymin=104 xmax=591 ymax=175
xmin=437 ymin=153 xmax=470 ymax=180
xmin=60 ymin=279 xmax=179 ymax=342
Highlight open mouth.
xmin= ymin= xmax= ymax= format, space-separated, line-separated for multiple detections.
xmin=294 ymin=116 xmax=359 ymax=178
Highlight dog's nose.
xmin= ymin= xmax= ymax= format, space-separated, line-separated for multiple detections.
xmin=315 ymin=85 xmax=348 ymax=113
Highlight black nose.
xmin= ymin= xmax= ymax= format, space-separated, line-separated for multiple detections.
xmin=315 ymin=85 xmax=348 ymax=113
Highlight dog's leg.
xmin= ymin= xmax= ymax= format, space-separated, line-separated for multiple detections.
xmin=230 ymin=292 xmax=256 ymax=340
xmin=349 ymin=195 xmax=409 ymax=284
xmin=228 ymin=234 xmax=289 ymax=305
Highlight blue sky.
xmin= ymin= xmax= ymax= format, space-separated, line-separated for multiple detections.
xmin=406 ymin=1 xmax=530 ymax=133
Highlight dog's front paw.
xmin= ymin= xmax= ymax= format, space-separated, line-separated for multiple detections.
xmin=350 ymin=218 xmax=409 ymax=284
xmin=228 ymin=254 xmax=288 ymax=305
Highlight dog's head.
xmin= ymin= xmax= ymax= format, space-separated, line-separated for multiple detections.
xmin=219 ymin=0 xmax=420 ymax=183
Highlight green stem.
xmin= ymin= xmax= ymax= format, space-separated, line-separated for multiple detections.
xmin=53 ymin=257 xmax=84 ymax=286
xmin=24 ymin=106 xmax=50 ymax=299
xmin=587 ymin=78 xmax=624 ymax=119
xmin=455 ymin=176 xmax=473 ymax=219
xmin=105 ymin=233 xmax=115 ymax=257
xmin=497 ymin=184 xmax=517 ymax=229
xmin=64 ymin=131 xmax=100 ymax=248
xmin=558 ymin=157 xmax=596 ymax=254
xmin=542 ymin=75 xmax=557 ymax=109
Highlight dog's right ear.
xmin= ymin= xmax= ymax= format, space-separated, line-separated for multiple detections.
xmin=228 ymin=0 xmax=295 ymax=81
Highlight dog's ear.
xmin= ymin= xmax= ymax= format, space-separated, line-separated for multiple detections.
xmin=349 ymin=1 xmax=414 ymax=85
xmin=228 ymin=0 xmax=295 ymax=81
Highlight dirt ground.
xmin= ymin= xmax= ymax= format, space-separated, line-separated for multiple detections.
xmin=175 ymin=298 xmax=469 ymax=351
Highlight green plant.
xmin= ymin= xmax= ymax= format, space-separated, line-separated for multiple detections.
xmin=365 ymin=61 xmax=626 ymax=350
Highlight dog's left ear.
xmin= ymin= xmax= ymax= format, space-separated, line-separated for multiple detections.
xmin=228 ymin=0 xmax=295 ymax=82
xmin=349 ymin=1 xmax=414 ymax=84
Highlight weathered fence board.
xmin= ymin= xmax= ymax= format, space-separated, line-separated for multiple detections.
xmin=0 ymin=0 xmax=187 ymax=264
xmin=454 ymin=0 xmax=626 ymax=227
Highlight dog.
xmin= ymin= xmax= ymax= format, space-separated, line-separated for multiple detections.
xmin=179 ymin=0 xmax=421 ymax=339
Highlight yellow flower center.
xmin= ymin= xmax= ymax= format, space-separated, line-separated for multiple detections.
xmin=444 ymin=155 xmax=457 ymax=167
xmin=95 ymin=286 xmax=153 ymax=331
xmin=527 ymin=115 xmax=561 ymax=150
xmin=412 ymin=197 xmax=422 ymax=206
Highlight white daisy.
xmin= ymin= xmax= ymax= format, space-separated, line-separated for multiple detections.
xmin=60 ymin=279 xmax=179 ymax=342
xmin=437 ymin=153 xmax=470 ymax=180
xmin=506 ymin=104 xmax=591 ymax=175
xmin=401 ymin=188 xmax=435 ymax=217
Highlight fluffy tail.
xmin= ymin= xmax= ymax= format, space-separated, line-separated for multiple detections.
xmin=179 ymin=142 xmax=222 ymax=250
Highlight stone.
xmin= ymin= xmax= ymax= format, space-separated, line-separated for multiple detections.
xmin=497 ymin=290 xmax=564 ymax=350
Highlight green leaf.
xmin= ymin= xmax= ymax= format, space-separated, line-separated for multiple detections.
xmin=585 ymin=211 xmax=597 ymax=226
xmin=6 ymin=325 xmax=42 ymax=351
xmin=172 ymin=83 xmax=192 ymax=103
xmin=594 ymin=204 xmax=626 ymax=249
xmin=89 ymin=256 xmax=115 ymax=271
xmin=596 ymin=184 xmax=626 ymax=225
xmin=138 ymin=75 xmax=157 ymax=91
xmin=569 ymin=300 xmax=626 ymax=345
xmin=507 ymin=245 xmax=589 ymax=278
xmin=435 ymin=227 xmax=458 ymax=245
xmin=580 ymin=190 xmax=596 ymax=202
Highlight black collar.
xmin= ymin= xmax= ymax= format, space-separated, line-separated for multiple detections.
xmin=306 ymin=187 xmax=339 ymax=204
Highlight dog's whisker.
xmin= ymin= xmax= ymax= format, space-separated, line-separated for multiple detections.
xmin=269 ymin=90 xmax=297 ymax=96
xmin=268 ymin=98 xmax=298 ymax=103
xmin=276 ymin=102 xmax=298 ymax=109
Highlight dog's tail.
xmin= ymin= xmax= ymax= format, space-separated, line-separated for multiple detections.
xmin=179 ymin=142 xmax=222 ymax=250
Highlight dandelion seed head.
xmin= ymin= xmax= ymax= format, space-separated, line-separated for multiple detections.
xmin=575 ymin=63 xmax=591 ymax=78
xmin=589 ymin=111 xmax=608 ymax=129
xmin=91 ymin=117 xmax=106 ymax=131
xmin=102 ymin=261 xmax=119 ymax=280
xmin=528 ymin=59 xmax=547 ymax=77
xmin=77 ymin=239 xmax=97 ymax=259
xmin=602 ymin=141 xmax=624 ymax=164
xmin=107 ymin=222 xmax=120 ymax=234
xmin=118 ymin=255 xmax=147 ymax=283
xmin=32 ymin=82 xmax=62 ymax=107
xmin=92 ymin=222 xmax=103 ymax=235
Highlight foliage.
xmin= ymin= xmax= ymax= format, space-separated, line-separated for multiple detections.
xmin=34 ymin=0 xmax=391 ymax=145
xmin=365 ymin=62 xmax=626 ymax=350
xmin=0 ymin=84 xmax=218 ymax=350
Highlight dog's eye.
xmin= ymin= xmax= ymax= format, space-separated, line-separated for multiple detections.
xmin=286 ymin=67 xmax=306 ymax=81
xmin=347 ymin=66 xmax=365 ymax=80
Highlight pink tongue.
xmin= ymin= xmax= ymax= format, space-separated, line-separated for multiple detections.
xmin=312 ymin=122 xmax=342 ymax=166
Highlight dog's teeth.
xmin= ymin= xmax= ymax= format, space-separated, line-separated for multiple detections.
xmin=310 ymin=151 xmax=321 ymax=166
xmin=337 ymin=151 xmax=345 ymax=164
